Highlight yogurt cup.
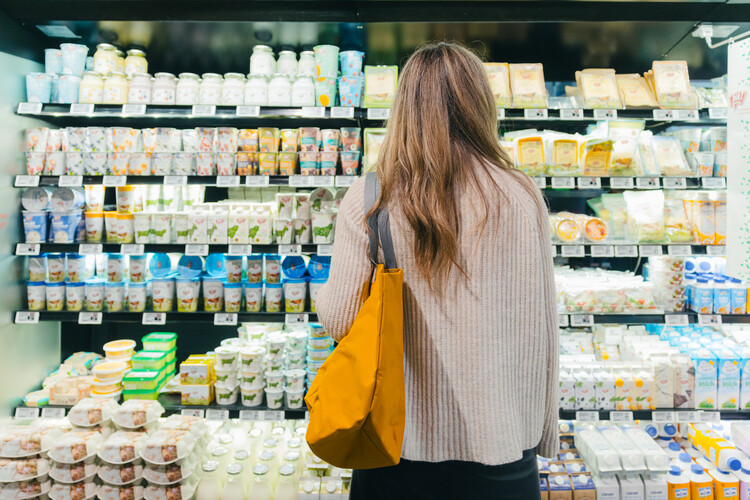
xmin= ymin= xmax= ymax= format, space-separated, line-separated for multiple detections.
xmin=214 ymin=345 xmax=239 ymax=370
xmin=311 ymin=211 xmax=335 ymax=244
xmin=308 ymin=347 xmax=332 ymax=362
xmin=286 ymin=356 xmax=306 ymax=370
xmin=65 ymin=281 xmax=85 ymax=311
xmin=29 ymin=255 xmax=47 ymax=282
xmin=149 ymin=254 xmax=172 ymax=278
xmin=177 ymin=255 xmax=203 ymax=279
xmin=45 ymin=281 xmax=65 ymax=311
xmin=104 ymin=212 xmax=119 ymax=243
xmin=306 ymin=369 xmax=317 ymax=385
xmin=240 ymin=385 xmax=264 ymax=407
xmin=27 ymin=281 xmax=46 ymax=310
xmin=246 ymin=255 xmax=263 ymax=283
xmin=306 ymin=357 xmax=325 ymax=372
xmin=266 ymin=333 xmax=287 ymax=358
xmin=152 ymin=277 xmax=175 ymax=312
xmin=265 ymin=356 xmax=285 ymax=373
xmin=293 ymin=218 xmax=311 ymax=244
xmin=49 ymin=211 xmax=82 ymax=243
xmin=22 ymin=187 xmax=50 ymax=212
xmin=65 ymin=152 xmax=84 ymax=175
xmin=151 ymin=213 xmax=172 ymax=244
xmin=214 ymin=367 xmax=238 ymax=386
xmin=339 ymin=50 xmax=365 ymax=77
xmin=85 ymin=278 xmax=105 ymax=311
xmin=60 ymin=43 xmax=88 ymax=76
xmin=244 ymin=281 xmax=262 ymax=312
xmin=265 ymin=254 xmax=281 ymax=283
xmin=83 ymin=152 xmax=107 ymax=176
xmin=116 ymin=186 xmax=136 ymax=214
xmin=196 ymin=152 xmax=215 ymax=176
xmin=47 ymin=253 xmax=65 ymax=282
xmin=309 ymin=277 xmax=327 ymax=313
xmin=107 ymin=254 xmax=124 ymax=282
xmin=128 ymin=153 xmax=151 ymax=176
xmin=264 ymin=282 xmax=282 ymax=312
xmin=22 ymin=211 xmax=48 ymax=243
xmin=284 ymin=369 xmax=306 ymax=391
xmin=66 ymin=253 xmax=85 ymax=282
xmin=224 ymin=282 xmax=242 ymax=312
xmin=216 ymin=153 xmax=235 ymax=175
xmin=105 ymin=282 xmax=126 ymax=312
xmin=340 ymin=151 xmax=360 ymax=175
xmin=265 ymin=389 xmax=285 ymax=409
xmin=128 ymin=282 xmax=147 ymax=312
xmin=45 ymin=152 xmax=65 ymax=176
xmin=283 ymin=278 xmax=307 ymax=313
xmin=282 ymin=256 xmax=307 ymax=280
xmin=86 ymin=127 xmax=107 ymax=152
xmin=239 ymin=345 xmax=265 ymax=372
xmin=26 ymin=72 xmax=52 ymax=102
xmin=265 ymin=372 xmax=284 ymax=390
xmin=129 ymin=255 xmax=147 ymax=283
xmin=215 ymin=383 xmax=238 ymax=405
xmin=308 ymin=336 xmax=333 ymax=350
xmin=103 ymin=340 xmax=136 ymax=358
xmin=176 ymin=277 xmax=200 ymax=312
xmin=107 ymin=153 xmax=130 ymax=176
xmin=26 ymin=152 xmax=45 ymax=175
xmin=202 ymin=277 xmax=224 ymax=312
xmin=84 ymin=186 xmax=105 ymax=212
xmin=225 ymin=256 xmax=243 ymax=283
xmin=240 ymin=370 xmax=263 ymax=389
xmin=133 ymin=213 xmax=152 ymax=244
xmin=285 ymin=389 xmax=305 ymax=409
xmin=93 ymin=360 xmax=129 ymax=382
xmin=285 ymin=330 xmax=307 ymax=353
xmin=115 ymin=215 xmax=133 ymax=244
xmin=205 ymin=254 xmax=226 ymax=278
xmin=84 ymin=212 xmax=104 ymax=243
xmin=26 ymin=127 xmax=49 ymax=153
xmin=172 ymin=153 xmax=195 ymax=175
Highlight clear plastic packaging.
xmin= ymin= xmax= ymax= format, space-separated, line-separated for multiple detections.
xmin=67 ymin=398 xmax=119 ymax=428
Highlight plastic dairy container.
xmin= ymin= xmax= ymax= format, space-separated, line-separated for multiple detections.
xmin=691 ymin=464 xmax=716 ymax=498
xmin=592 ymin=474 xmax=620 ymax=499
xmin=598 ymin=424 xmax=647 ymax=472
xmin=621 ymin=425 xmax=671 ymax=473
xmin=643 ymin=472 xmax=668 ymax=500
xmin=733 ymin=467 xmax=750 ymax=500
xmin=574 ymin=427 xmax=622 ymax=474
xmin=667 ymin=465 xmax=690 ymax=500
xmin=709 ymin=469 xmax=740 ymax=500
xmin=619 ymin=473 xmax=645 ymax=499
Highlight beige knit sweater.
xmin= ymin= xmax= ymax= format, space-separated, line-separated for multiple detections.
xmin=315 ymin=169 xmax=559 ymax=465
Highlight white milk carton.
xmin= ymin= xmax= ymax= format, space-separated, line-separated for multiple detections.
xmin=595 ymin=367 xmax=617 ymax=410
xmin=713 ymin=347 xmax=741 ymax=410
xmin=208 ymin=206 xmax=229 ymax=244
xmin=650 ymin=356 xmax=675 ymax=409
xmin=575 ymin=369 xmax=597 ymax=410
xmin=560 ymin=370 xmax=577 ymax=410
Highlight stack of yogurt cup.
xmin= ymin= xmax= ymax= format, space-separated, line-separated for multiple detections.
xmin=90 ymin=339 xmax=137 ymax=399
xmin=306 ymin=323 xmax=333 ymax=387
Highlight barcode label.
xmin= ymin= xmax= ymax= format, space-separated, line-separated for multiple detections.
xmin=216 ymin=176 xmax=241 ymax=187
xmin=707 ymin=245 xmax=726 ymax=256
xmin=702 ymin=177 xmax=726 ymax=189
xmin=551 ymin=177 xmax=575 ymax=189
xmin=636 ymin=177 xmax=660 ymax=189
xmin=593 ymin=109 xmax=617 ymax=120
xmin=263 ymin=411 xmax=284 ymax=421
xmin=560 ymin=109 xmax=584 ymax=120
xmin=228 ymin=245 xmax=250 ymax=255
xmin=236 ymin=105 xmax=260 ymax=117
xmin=78 ymin=244 xmax=103 ymax=255
xmin=676 ymin=109 xmax=699 ymax=121
xmin=279 ymin=244 xmax=302 ymax=256
xmin=121 ymin=104 xmax=146 ymax=115
xmin=14 ymin=311 xmax=39 ymax=324
xmin=285 ymin=313 xmax=309 ymax=325
xmin=180 ymin=409 xmax=204 ymax=418
xmin=558 ymin=314 xmax=569 ymax=327
xmin=240 ymin=411 xmax=263 ymax=421
xmin=17 ymin=103 xmax=42 ymax=114
xmin=317 ymin=244 xmax=333 ymax=256
xmin=78 ymin=312 xmax=102 ymax=324
xmin=335 ymin=176 xmax=358 ymax=187
xmin=610 ymin=411 xmax=634 ymax=422
xmin=120 ymin=244 xmax=144 ymax=255
xmin=676 ymin=411 xmax=699 ymax=423
xmin=570 ymin=314 xmax=595 ymax=327
xmin=698 ymin=314 xmax=722 ymax=325
xmin=185 ymin=244 xmax=209 ymax=256
xmin=289 ymin=176 xmax=314 ymax=187
xmin=164 ymin=176 xmax=188 ymax=186
xmin=665 ymin=314 xmax=690 ymax=326
xmin=301 ymin=106 xmax=326 ymax=118
xmin=214 ymin=313 xmax=238 ymax=326
xmin=192 ymin=105 xmax=216 ymax=116
xmin=698 ymin=410 xmax=721 ymax=423
xmin=14 ymin=176 xmax=40 ymax=187
xmin=69 ymin=103 xmax=94 ymax=115
xmin=58 ymin=175 xmax=82 ymax=187
xmin=561 ymin=245 xmax=585 ymax=258
xmin=246 ymin=176 xmax=270 ymax=187
xmin=330 ymin=107 xmax=355 ymax=119
xmin=652 ymin=411 xmax=676 ymax=423
xmin=709 ymin=108 xmax=728 ymax=120
xmin=590 ymin=245 xmax=614 ymax=258
xmin=524 ymin=108 xmax=548 ymax=120
xmin=16 ymin=244 xmax=40 ymax=256
xmin=610 ymin=177 xmax=635 ymax=189
xmin=205 ymin=409 xmax=229 ymax=421
xmin=667 ymin=245 xmax=692 ymax=256
xmin=367 ymin=108 xmax=391 ymax=120
xmin=615 ymin=245 xmax=638 ymax=258
xmin=533 ymin=177 xmax=546 ymax=189
xmin=142 ymin=313 xmax=166 ymax=325
xmin=14 ymin=408 xmax=39 ymax=420
xmin=577 ymin=177 xmax=602 ymax=189
xmin=103 ymin=175 xmax=127 ymax=187
xmin=41 ymin=407 xmax=65 ymax=419
xmin=639 ymin=245 xmax=663 ymax=257
xmin=663 ymin=177 xmax=687 ymax=189
xmin=653 ymin=109 xmax=675 ymax=121
xmin=310 ymin=176 xmax=335 ymax=187
xmin=496 ymin=108 xmax=506 ymax=120
xmin=575 ymin=411 xmax=599 ymax=422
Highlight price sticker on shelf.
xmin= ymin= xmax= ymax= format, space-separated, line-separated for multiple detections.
xmin=636 ymin=177 xmax=660 ymax=189
xmin=707 ymin=245 xmax=726 ymax=256
xmin=58 ymin=175 xmax=83 ymax=187
xmin=532 ymin=177 xmax=547 ymax=190
xmin=206 ymin=409 xmax=229 ymax=421
xmin=14 ymin=408 xmax=39 ymax=420
xmin=663 ymin=177 xmax=687 ymax=190
xmin=246 ymin=176 xmax=270 ymax=187
xmin=590 ymin=245 xmax=614 ymax=258
xmin=367 ymin=108 xmax=391 ymax=120
xmin=191 ymin=105 xmax=216 ymax=116
xmin=615 ymin=245 xmax=638 ymax=258
xmin=699 ymin=411 xmax=721 ymax=423
xmin=551 ymin=177 xmax=575 ymax=189
xmin=263 ymin=411 xmax=284 ymax=421
xmin=142 ymin=313 xmax=166 ymax=325
xmin=560 ymin=108 xmax=584 ymax=120
xmin=310 ymin=176 xmax=335 ymax=187
xmin=236 ymin=105 xmax=260 ymax=117
xmin=185 ymin=244 xmax=209 ymax=256
xmin=180 ymin=409 xmax=204 ymax=418
xmin=228 ymin=245 xmax=250 ymax=256
xmin=289 ymin=176 xmax=314 ymax=188
xmin=523 ymin=108 xmax=548 ymax=120
xmin=667 ymin=245 xmax=692 ymax=256
xmin=496 ymin=108 xmax=506 ymax=120
xmin=278 ymin=244 xmax=301 ymax=256
xmin=610 ymin=177 xmax=635 ymax=190
xmin=676 ymin=411 xmax=699 ymax=423
xmin=121 ymin=104 xmax=146 ymax=115
xmin=164 ymin=176 xmax=188 ymax=186
xmin=575 ymin=411 xmax=599 ymax=423
xmin=652 ymin=109 xmax=674 ymax=121
xmin=593 ymin=109 xmax=617 ymax=120
xmin=301 ymin=106 xmax=326 ymax=118
xmin=214 ymin=313 xmax=238 ymax=326
xmin=14 ymin=175 xmax=40 ymax=187
xmin=665 ymin=314 xmax=690 ymax=326
xmin=17 ymin=102 xmax=42 ymax=114
xmin=610 ymin=411 xmax=634 ymax=422
xmin=558 ymin=314 xmax=569 ymax=327
xmin=69 ymin=103 xmax=94 ymax=115
xmin=41 ymin=407 xmax=65 ymax=419
xmin=285 ymin=314 xmax=309 ymax=325
xmin=120 ymin=244 xmax=144 ymax=255
xmin=577 ymin=177 xmax=602 ymax=189
xmin=698 ymin=314 xmax=722 ymax=326
xmin=15 ymin=244 xmax=40 ymax=256
xmin=14 ymin=311 xmax=39 ymax=324
xmin=335 ymin=176 xmax=358 ymax=187
xmin=570 ymin=314 xmax=595 ymax=327
xmin=239 ymin=411 xmax=263 ymax=421
xmin=702 ymin=177 xmax=726 ymax=189
xmin=78 ymin=312 xmax=102 ymax=325
xmin=216 ymin=176 xmax=241 ymax=187
xmin=78 ymin=244 xmax=103 ymax=255
xmin=676 ymin=109 xmax=699 ymax=121
xmin=639 ymin=245 xmax=663 ymax=257
xmin=330 ymin=106 xmax=355 ymax=119
xmin=316 ymin=244 xmax=333 ymax=256
xmin=103 ymin=175 xmax=127 ymax=187
xmin=652 ymin=411 xmax=676 ymax=423
xmin=561 ymin=245 xmax=585 ymax=258
xmin=709 ymin=108 xmax=728 ymax=120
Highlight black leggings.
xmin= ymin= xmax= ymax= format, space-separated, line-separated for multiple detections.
xmin=350 ymin=449 xmax=541 ymax=500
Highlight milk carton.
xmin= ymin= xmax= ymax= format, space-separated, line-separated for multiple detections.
xmin=714 ymin=348 xmax=741 ymax=410
xmin=671 ymin=354 xmax=694 ymax=409
xmin=642 ymin=473 xmax=668 ymax=500
xmin=572 ymin=473 xmax=596 ymax=500
xmin=615 ymin=368 xmax=637 ymax=411
xmin=634 ymin=367 xmax=655 ymax=410
xmin=618 ymin=473 xmax=645 ymax=500
xmin=592 ymin=474 xmax=620 ymax=500
xmin=187 ymin=208 xmax=208 ymax=243
xmin=548 ymin=474 xmax=573 ymax=500
xmin=596 ymin=367 xmax=617 ymax=410
xmin=575 ymin=369 xmax=597 ymax=410
xmin=650 ymin=356 xmax=675 ymax=409
xmin=297 ymin=477 xmax=320 ymax=500
xmin=228 ymin=206 xmax=250 ymax=244
xmin=560 ymin=370 xmax=577 ymax=410
xmin=207 ymin=206 xmax=229 ymax=244
xmin=738 ymin=347 xmax=750 ymax=410
xmin=692 ymin=349 xmax=718 ymax=409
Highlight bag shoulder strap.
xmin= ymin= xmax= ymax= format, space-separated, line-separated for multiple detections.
xmin=364 ymin=172 xmax=397 ymax=270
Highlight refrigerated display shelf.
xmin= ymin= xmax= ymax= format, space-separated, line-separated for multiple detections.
xmin=554 ymin=244 xmax=725 ymax=258
xmin=14 ymin=310 xmax=319 ymax=324
xmin=560 ymin=312 xmax=750 ymax=326
xmin=558 ymin=408 xmax=743 ymax=421
xmin=15 ymin=243 xmax=325 ymax=256
xmin=536 ymin=176 xmax=726 ymax=192
xmin=14 ymin=174 xmax=359 ymax=188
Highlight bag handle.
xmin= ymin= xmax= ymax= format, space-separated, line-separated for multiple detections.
xmin=364 ymin=172 xmax=397 ymax=270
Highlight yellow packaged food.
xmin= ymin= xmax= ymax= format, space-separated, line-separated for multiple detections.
xmin=550 ymin=138 xmax=579 ymax=176
xmin=616 ymin=74 xmax=658 ymax=108
xmin=484 ymin=63 xmax=511 ymax=109
xmin=580 ymin=140 xmax=613 ymax=177
xmin=516 ymin=136 xmax=546 ymax=176
xmin=509 ymin=63 xmax=547 ymax=109
xmin=651 ymin=61 xmax=693 ymax=109
xmin=577 ymin=69 xmax=622 ymax=109
xmin=583 ymin=218 xmax=608 ymax=242
xmin=555 ymin=218 xmax=582 ymax=243
xmin=280 ymin=129 xmax=299 ymax=152
xmin=238 ymin=129 xmax=258 ymax=152
xmin=258 ymin=128 xmax=280 ymax=153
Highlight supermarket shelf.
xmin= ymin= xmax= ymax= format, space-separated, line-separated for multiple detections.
xmin=14 ymin=310 xmax=319 ymax=324
xmin=15 ymin=243 xmax=326 ymax=256
xmin=14 ymin=175 xmax=359 ymax=189
xmin=536 ymin=176 xmax=726 ymax=192
xmin=554 ymin=244 xmax=726 ymax=259
xmin=558 ymin=409 xmax=746 ymax=421
xmin=560 ymin=312 xmax=750 ymax=326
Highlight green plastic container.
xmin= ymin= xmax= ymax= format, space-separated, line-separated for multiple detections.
xmin=131 ymin=351 xmax=167 ymax=372
xmin=164 ymin=347 xmax=176 ymax=364
xmin=141 ymin=332 xmax=177 ymax=352
xmin=123 ymin=389 xmax=159 ymax=401
xmin=122 ymin=370 xmax=161 ymax=392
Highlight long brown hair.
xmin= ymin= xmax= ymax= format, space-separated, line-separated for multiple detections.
xmin=370 ymin=42 xmax=528 ymax=289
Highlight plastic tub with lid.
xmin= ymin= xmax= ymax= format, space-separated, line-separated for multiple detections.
xmin=141 ymin=332 xmax=177 ymax=351
xmin=93 ymin=360 xmax=129 ymax=382
xmin=91 ymin=388 xmax=122 ymax=400
xmin=122 ymin=370 xmax=161 ymax=392
xmin=92 ymin=378 xmax=122 ymax=394
xmin=131 ymin=350 xmax=167 ymax=372
xmin=103 ymin=340 xmax=136 ymax=358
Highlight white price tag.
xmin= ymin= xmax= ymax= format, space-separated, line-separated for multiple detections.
xmin=16 ymin=244 xmax=40 ymax=256
xmin=676 ymin=411 xmax=699 ymax=423
xmin=560 ymin=108 xmax=584 ymax=120
xmin=236 ymin=105 xmax=260 ymax=117
xmin=702 ymin=177 xmax=726 ymax=189
xmin=639 ymin=245 xmax=663 ymax=257
xmin=121 ymin=104 xmax=146 ymax=115
xmin=698 ymin=314 xmax=722 ymax=326
xmin=58 ymin=175 xmax=83 ymax=187
xmin=524 ymin=108 xmax=548 ymax=120
xmin=551 ymin=177 xmax=575 ymax=189
xmin=653 ymin=109 xmax=674 ymax=121
xmin=214 ymin=313 xmax=238 ymax=326
xmin=652 ymin=411 xmax=676 ymax=423
xmin=17 ymin=102 xmax=42 ymax=114
xmin=590 ymin=245 xmax=614 ymax=258
xmin=301 ymin=106 xmax=326 ymax=118
xmin=14 ymin=175 xmax=40 ymax=187
xmin=279 ymin=244 xmax=302 ymax=256
xmin=575 ymin=411 xmax=599 ymax=422
xmin=69 ymin=103 xmax=94 ymax=115
xmin=699 ymin=410 xmax=721 ymax=423
xmin=610 ymin=177 xmax=635 ymax=189
xmin=206 ymin=409 xmax=229 ymax=421
xmin=180 ymin=409 xmax=205 ymax=418
xmin=593 ymin=109 xmax=617 ymax=120
xmin=14 ymin=311 xmax=39 ymax=324
xmin=228 ymin=245 xmax=250 ymax=256
xmin=668 ymin=245 xmax=692 ymax=256
xmin=262 ymin=411 xmax=284 ymax=421
xmin=142 ymin=313 xmax=166 ymax=325
xmin=496 ymin=108 xmax=506 ymax=120
xmin=610 ymin=411 xmax=634 ymax=422
xmin=707 ymin=245 xmax=727 ymax=256
xmin=41 ymin=407 xmax=66 ymax=419
xmin=78 ymin=312 xmax=102 ymax=324
xmin=14 ymin=408 xmax=39 ymax=420
xmin=289 ymin=176 xmax=314 ymax=188
xmin=570 ymin=314 xmax=595 ymax=327
xmin=577 ymin=177 xmax=602 ymax=189
xmin=636 ymin=177 xmax=660 ymax=189
xmin=665 ymin=314 xmax=690 ymax=326
xmin=558 ymin=314 xmax=569 ymax=327
xmin=335 ymin=176 xmax=357 ymax=187
xmin=330 ymin=106 xmax=355 ymax=119
xmin=103 ymin=175 xmax=127 ymax=187
xmin=533 ymin=177 xmax=547 ymax=190
xmin=317 ymin=244 xmax=333 ymax=256
xmin=367 ymin=108 xmax=391 ymax=120
xmin=191 ymin=105 xmax=216 ymax=116
xmin=561 ymin=245 xmax=585 ymax=258
xmin=185 ymin=244 xmax=209 ymax=256
xmin=676 ymin=109 xmax=699 ymax=121
xmin=239 ymin=411 xmax=263 ymax=421
xmin=120 ymin=244 xmax=144 ymax=255
xmin=615 ymin=245 xmax=638 ymax=258
xmin=709 ymin=108 xmax=728 ymax=120
xmin=246 ymin=176 xmax=270 ymax=187
xmin=164 ymin=176 xmax=188 ymax=186
xmin=78 ymin=244 xmax=103 ymax=255
xmin=310 ymin=176 xmax=335 ymax=187
xmin=663 ymin=177 xmax=687 ymax=190
xmin=285 ymin=313 xmax=309 ymax=325
xmin=216 ymin=176 xmax=241 ymax=187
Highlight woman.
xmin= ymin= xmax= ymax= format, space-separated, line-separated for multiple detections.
xmin=315 ymin=42 xmax=558 ymax=499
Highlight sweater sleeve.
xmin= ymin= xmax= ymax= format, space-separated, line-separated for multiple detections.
xmin=314 ymin=177 xmax=373 ymax=343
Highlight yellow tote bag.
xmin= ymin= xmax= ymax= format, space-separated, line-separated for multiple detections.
xmin=304 ymin=172 xmax=405 ymax=469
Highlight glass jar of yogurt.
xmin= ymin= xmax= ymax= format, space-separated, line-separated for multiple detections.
xmin=176 ymin=73 xmax=201 ymax=105
xmin=221 ymin=73 xmax=246 ymax=106
xmin=250 ymin=45 xmax=275 ymax=77
xmin=93 ymin=43 xmax=117 ymax=75
xmin=128 ymin=73 xmax=152 ymax=103
xmin=124 ymin=49 xmax=148 ymax=77
xmin=152 ymin=72 xmax=177 ymax=104
xmin=291 ymin=76 xmax=315 ymax=107
xmin=245 ymin=74 xmax=268 ymax=106
xmin=298 ymin=51 xmax=315 ymax=77
xmin=115 ymin=50 xmax=126 ymax=74
xmin=276 ymin=51 xmax=298 ymax=79
xmin=103 ymin=72 xmax=129 ymax=104
xmin=199 ymin=73 xmax=223 ymax=105
xmin=267 ymin=74 xmax=291 ymax=107
xmin=79 ymin=71 xmax=104 ymax=104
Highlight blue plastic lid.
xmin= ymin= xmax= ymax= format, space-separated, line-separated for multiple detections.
xmin=669 ymin=466 xmax=681 ymax=476
xmin=224 ymin=281 xmax=242 ymax=289
xmin=663 ymin=424 xmax=677 ymax=435
xmin=108 ymin=253 xmax=123 ymax=260
xmin=64 ymin=281 xmax=84 ymax=287
xmin=176 ymin=275 xmax=200 ymax=283
xmin=152 ymin=275 xmax=174 ymax=283
xmin=731 ymin=278 xmax=742 ymax=284
xmin=202 ymin=276 xmax=224 ymax=283
xmin=206 ymin=254 xmax=227 ymax=278
xmin=224 ymin=254 xmax=244 ymax=261
xmin=265 ymin=282 xmax=282 ymax=289
xmin=45 ymin=281 xmax=65 ymax=287
xmin=697 ymin=278 xmax=709 ymax=284
xmin=46 ymin=253 xmax=64 ymax=259
xmin=27 ymin=281 xmax=45 ymax=286
xmin=310 ymin=277 xmax=328 ymax=284
xmin=645 ymin=425 xmax=657 ymax=438
xmin=308 ymin=255 xmax=331 ymax=279
xmin=728 ymin=458 xmax=742 ymax=471
xmin=129 ymin=281 xmax=147 ymax=288
xmin=679 ymin=452 xmax=692 ymax=463
xmin=129 ymin=254 xmax=147 ymax=261
xmin=85 ymin=277 xmax=105 ymax=286
xmin=698 ymin=260 xmax=713 ymax=272
xmin=243 ymin=281 xmax=262 ymax=289
xmin=105 ymin=281 xmax=124 ymax=288
xmin=691 ymin=464 xmax=703 ymax=474
xmin=66 ymin=253 xmax=84 ymax=260
xmin=282 ymin=256 xmax=307 ymax=279
xmin=714 ymin=277 xmax=726 ymax=284
xmin=668 ymin=442 xmax=681 ymax=452
xmin=149 ymin=253 xmax=172 ymax=278
xmin=685 ymin=260 xmax=695 ymax=272
xmin=177 ymin=255 xmax=203 ymax=278
xmin=248 ymin=254 xmax=263 ymax=260
xmin=685 ymin=273 xmax=697 ymax=279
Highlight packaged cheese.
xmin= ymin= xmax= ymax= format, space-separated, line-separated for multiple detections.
xmin=616 ymin=74 xmax=658 ymax=108
xmin=651 ymin=61 xmax=693 ymax=109
xmin=142 ymin=456 xmax=198 ymax=485
xmin=49 ymin=461 xmax=97 ymax=483
xmin=98 ymin=432 xmax=148 ymax=465
xmin=67 ymin=398 xmax=119 ymax=428
xmin=608 ymin=120 xmax=645 ymax=177
xmin=97 ymin=483 xmax=144 ymax=500
xmin=363 ymin=66 xmax=398 ymax=109
xmin=509 ymin=63 xmax=547 ymax=109
xmin=113 ymin=400 xmax=164 ymax=430
xmin=143 ymin=477 xmax=198 ymax=500
xmin=0 ymin=425 xmax=63 ymax=458
xmin=484 ymin=63 xmax=511 ymax=108
xmin=0 ymin=458 xmax=50 ymax=483
xmin=0 ymin=478 xmax=51 ymax=499
xmin=547 ymin=134 xmax=580 ymax=177
xmin=97 ymin=461 xmax=143 ymax=486
xmin=140 ymin=430 xmax=197 ymax=465
xmin=515 ymin=136 xmax=546 ymax=176
xmin=580 ymin=140 xmax=612 ymax=177
xmin=650 ymin=136 xmax=692 ymax=176
xmin=577 ymin=69 xmax=622 ymax=109
xmin=48 ymin=481 xmax=97 ymax=500
xmin=47 ymin=430 xmax=103 ymax=464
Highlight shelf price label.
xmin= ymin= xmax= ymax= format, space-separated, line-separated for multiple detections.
xmin=610 ymin=411 xmax=634 ymax=422
xmin=698 ymin=314 xmax=722 ymax=326
xmin=551 ymin=177 xmax=575 ymax=189
xmin=239 ymin=410 xmax=263 ymax=421
xmin=702 ymin=177 xmax=726 ymax=189
xmin=367 ymin=108 xmax=391 ymax=120
xmin=216 ymin=176 xmax=241 ymax=187
xmin=236 ymin=105 xmax=260 ymax=117
xmin=78 ymin=244 xmax=103 ymax=255
xmin=560 ymin=109 xmax=584 ymax=120
xmin=316 ymin=244 xmax=333 ymax=256
xmin=667 ymin=245 xmax=692 ymax=256
xmin=205 ymin=409 xmax=230 ymax=421
xmin=14 ymin=407 xmax=39 ymax=420
xmin=636 ymin=177 xmax=660 ymax=189
xmin=17 ymin=102 xmax=42 ymax=114
xmin=676 ymin=411 xmax=699 ymax=423
xmin=707 ymin=245 xmax=727 ymax=256
xmin=278 ymin=244 xmax=302 ymax=256
xmin=570 ymin=314 xmax=595 ymax=327
xmin=665 ymin=314 xmax=690 ymax=326
xmin=698 ymin=410 xmax=721 ymax=423
xmin=120 ymin=244 xmax=144 ymax=255
xmin=561 ymin=245 xmax=585 ymax=258
xmin=652 ymin=411 xmax=676 ymax=423
xmin=676 ymin=109 xmax=699 ymax=121
xmin=58 ymin=175 xmax=83 ymax=187
xmin=246 ymin=176 xmax=270 ymax=187
xmin=103 ymin=175 xmax=127 ymax=187
xmin=164 ymin=176 xmax=188 ymax=186
xmin=310 ymin=176 xmax=335 ymax=187
xmin=41 ymin=407 xmax=66 ymax=419
xmin=14 ymin=175 xmax=40 ymax=187
xmin=14 ymin=311 xmax=39 ymax=324
xmin=593 ymin=109 xmax=617 ymax=120
xmin=610 ymin=177 xmax=635 ymax=190
xmin=301 ymin=106 xmax=326 ymax=118
xmin=180 ymin=409 xmax=204 ymax=418
xmin=263 ymin=411 xmax=284 ymax=421
xmin=524 ymin=108 xmax=548 ymax=120
xmin=558 ymin=314 xmax=569 ymax=327
xmin=615 ymin=245 xmax=638 ymax=258
xmin=577 ymin=177 xmax=602 ymax=189
xmin=228 ymin=245 xmax=250 ymax=256
xmin=15 ymin=244 xmax=40 ymax=256
xmin=288 ymin=176 xmax=314 ymax=188
xmin=639 ymin=245 xmax=663 ymax=257
xmin=285 ymin=313 xmax=309 ymax=325
xmin=590 ymin=245 xmax=614 ymax=258
xmin=496 ymin=108 xmax=506 ymax=120
xmin=335 ymin=176 xmax=357 ymax=187
xmin=185 ymin=244 xmax=209 ymax=256
xmin=121 ymin=104 xmax=146 ymax=115
xmin=78 ymin=312 xmax=103 ymax=325
xmin=69 ymin=103 xmax=94 ymax=115
xmin=575 ymin=411 xmax=599 ymax=422
xmin=214 ymin=313 xmax=238 ymax=326
xmin=532 ymin=177 xmax=547 ymax=190
xmin=330 ymin=107 xmax=355 ymax=119
xmin=709 ymin=108 xmax=728 ymax=120
xmin=663 ymin=177 xmax=687 ymax=190
xmin=142 ymin=313 xmax=166 ymax=325
xmin=652 ymin=109 xmax=674 ymax=121
xmin=191 ymin=105 xmax=216 ymax=116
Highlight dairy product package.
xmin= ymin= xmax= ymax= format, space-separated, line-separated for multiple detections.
xmin=48 ymin=481 xmax=97 ymax=500
xmin=48 ymin=430 xmax=103 ymax=464
xmin=574 ymin=427 xmax=622 ymax=474
xmin=98 ymin=432 xmax=148 ymax=465
xmin=157 ymin=416 xmax=207 ymax=440
xmin=620 ymin=425 xmax=671 ymax=473
xmin=49 ymin=461 xmax=97 ymax=483
xmin=715 ymin=348 xmax=741 ymax=410
xmin=112 ymin=400 xmax=165 ymax=429
xmin=692 ymin=349 xmax=718 ymax=409
xmin=0 ymin=478 xmax=51 ymax=499
xmin=597 ymin=425 xmax=646 ymax=472
xmin=97 ymin=461 xmax=143 ymax=485
xmin=142 ymin=455 xmax=198 ymax=485
xmin=0 ymin=458 xmax=50 ymax=482
xmin=97 ymin=483 xmax=144 ymax=500
xmin=67 ymin=398 xmax=119 ymax=428
xmin=0 ymin=425 xmax=64 ymax=458
xmin=650 ymin=356 xmax=674 ymax=409
xmin=574 ymin=369 xmax=597 ymax=410
xmin=672 ymin=354 xmax=694 ymax=409
xmin=143 ymin=476 xmax=198 ymax=500
xmin=140 ymin=430 xmax=197 ymax=465
xmin=509 ymin=63 xmax=548 ymax=108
